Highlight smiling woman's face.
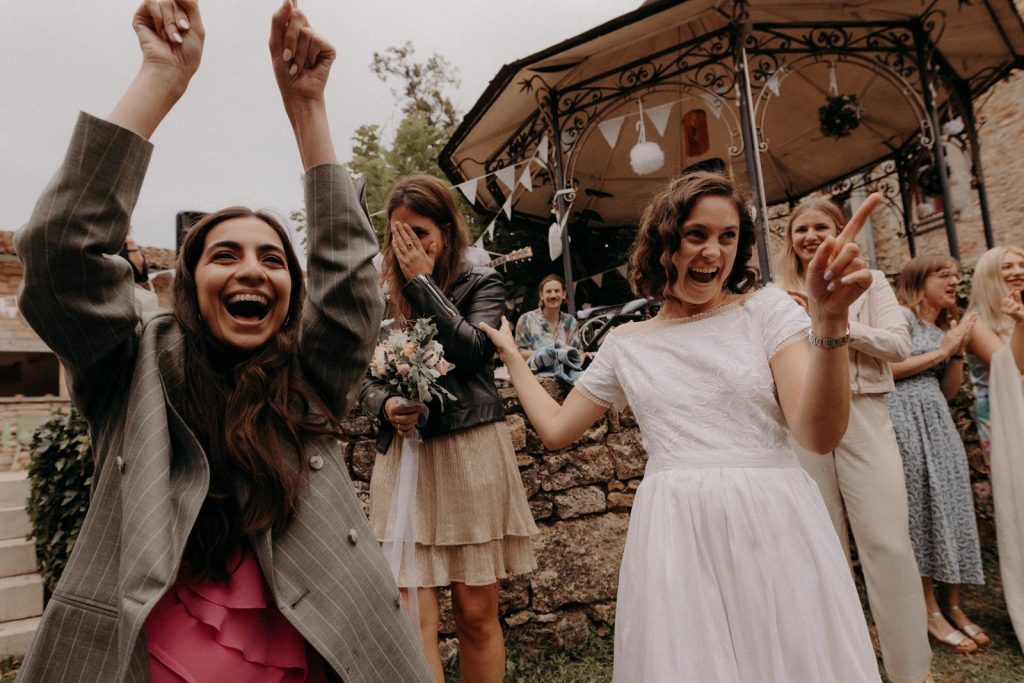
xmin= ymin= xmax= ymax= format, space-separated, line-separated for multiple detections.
xmin=668 ymin=195 xmax=740 ymax=313
xmin=194 ymin=216 xmax=292 ymax=351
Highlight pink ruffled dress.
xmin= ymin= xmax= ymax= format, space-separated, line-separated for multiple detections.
xmin=145 ymin=547 xmax=327 ymax=682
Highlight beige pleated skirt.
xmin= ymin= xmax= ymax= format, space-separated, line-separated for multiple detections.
xmin=369 ymin=420 xmax=539 ymax=587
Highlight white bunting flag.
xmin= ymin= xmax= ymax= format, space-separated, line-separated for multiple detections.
xmin=766 ymin=72 xmax=781 ymax=96
xmin=473 ymin=235 xmax=485 ymax=249
xmin=485 ymin=220 xmax=496 ymax=241
xmin=645 ymin=102 xmax=674 ymax=137
xmin=616 ymin=265 xmax=628 ymax=278
xmin=597 ymin=115 xmax=626 ymax=149
xmin=547 ymin=221 xmax=562 ymax=261
xmin=495 ymin=166 xmax=516 ymax=192
xmin=537 ymin=136 xmax=549 ymax=164
xmin=501 ymin=194 xmax=514 ymax=220
xmin=518 ymin=164 xmax=533 ymax=191
xmin=698 ymin=92 xmax=723 ymax=120
xmin=592 ymin=273 xmax=604 ymax=288
xmin=455 ymin=179 xmax=478 ymax=205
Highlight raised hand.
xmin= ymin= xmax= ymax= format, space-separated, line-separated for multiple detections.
xmin=1001 ymin=289 xmax=1024 ymax=323
xmin=270 ymin=0 xmax=336 ymax=104
xmin=390 ymin=221 xmax=439 ymax=280
xmin=805 ymin=193 xmax=880 ymax=319
xmin=134 ymin=0 xmax=204 ymax=82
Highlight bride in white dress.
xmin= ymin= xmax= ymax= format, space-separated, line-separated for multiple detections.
xmin=481 ymin=172 xmax=884 ymax=682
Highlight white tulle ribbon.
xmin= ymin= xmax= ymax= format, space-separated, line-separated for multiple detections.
xmin=383 ymin=399 xmax=428 ymax=629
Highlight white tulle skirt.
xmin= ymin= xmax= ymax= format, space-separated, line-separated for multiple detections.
xmin=613 ymin=456 xmax=881 ymax=682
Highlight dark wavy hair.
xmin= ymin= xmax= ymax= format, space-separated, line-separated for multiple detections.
xmin=629 ymin=171 xmax=757 ymax=306
xmin=380 ymin=175 xmax=471 ymax=320
xmin=172 ymin=206 xmax=337 ymax=583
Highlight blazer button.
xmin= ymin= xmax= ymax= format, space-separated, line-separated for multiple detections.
xmin=309 ymin=454 xmax=324 ymax=470
xmin=115 ymin=456 xmax=125 ymax=474
xmin=347 ymin=529 xmax=358 ymax=545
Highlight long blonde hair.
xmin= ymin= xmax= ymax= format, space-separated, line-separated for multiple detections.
xmin=774 ymin=196 xmax=846 ymax=292
xmin=967 ymin=246 xmax=1024 ymax=336
xmin=895 ymin=254 xmax=960 ymax=329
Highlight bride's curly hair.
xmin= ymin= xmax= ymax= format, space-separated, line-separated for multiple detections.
xmin=629 ymin=172 xmax=757 ymax=307
xmin=172 ymin=207 xmax=338 ymax=583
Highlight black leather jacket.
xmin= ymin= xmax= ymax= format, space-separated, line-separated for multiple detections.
xmin=360 ymin=262 xmax=506 ymax=452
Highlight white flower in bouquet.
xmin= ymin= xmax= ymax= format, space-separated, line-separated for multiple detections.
xmin=372 ymin=318 xmax=456 ymax=406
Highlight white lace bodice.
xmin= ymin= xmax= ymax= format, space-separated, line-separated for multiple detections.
xmin=577 ymin=287 xmax=809 ymax=468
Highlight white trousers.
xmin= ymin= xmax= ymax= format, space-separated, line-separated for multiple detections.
xmin=795 ymin=394 xmax=932 ymax=683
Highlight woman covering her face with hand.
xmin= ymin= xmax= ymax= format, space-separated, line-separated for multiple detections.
xmin=14 ymin=2 xmax=431 ymax=681
xmin=360 ymin=174 xmax=537 ymax=683
xmin=776 ymin=196 xmax=931 ymax=683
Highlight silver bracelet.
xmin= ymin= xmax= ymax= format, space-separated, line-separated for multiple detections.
xmin=808 ymin=327 xmax=850 ymax=349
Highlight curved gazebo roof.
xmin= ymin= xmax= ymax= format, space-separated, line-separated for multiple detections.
xmin=440 ymin=0 xmax=1024 ymax=306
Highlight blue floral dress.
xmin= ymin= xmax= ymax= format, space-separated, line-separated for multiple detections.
xmin=886 ymin=308 xmax=983 ymax=584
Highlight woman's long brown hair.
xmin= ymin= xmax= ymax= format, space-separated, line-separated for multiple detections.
xmin=379 ymin=175 xmax=470 ymax=319
xmin=172 ymin=207 xmax=338 ymax=583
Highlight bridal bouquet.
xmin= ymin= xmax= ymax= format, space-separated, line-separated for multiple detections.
xmin=369 ymin=318 xmax=456 ymax=407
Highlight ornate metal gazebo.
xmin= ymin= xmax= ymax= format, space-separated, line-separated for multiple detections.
xmin=440 ymin=0 xmax=1024 ymax=312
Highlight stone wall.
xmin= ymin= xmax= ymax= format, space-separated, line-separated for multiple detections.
xmin=340 ymin=378 xmax=639 ymax=651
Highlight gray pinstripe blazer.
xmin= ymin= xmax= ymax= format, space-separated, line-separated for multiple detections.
xmin=14 ymin=113 xmax=433 ymax=682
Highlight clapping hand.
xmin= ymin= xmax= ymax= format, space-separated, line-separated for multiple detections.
xmin=133 ymin=0 xmax=204 ymax=83
xmin=938 ymin=312 xmax=978 ymax=359
xmin=804 ymin=193 xmax=880 ymax=319
xmin=270 ymin=0 xmax=336 ymax=104
xmin=1001 ymin=289 xmax=1024 ymax=323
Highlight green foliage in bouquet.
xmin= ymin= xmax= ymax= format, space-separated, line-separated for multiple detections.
xmin=370 ymin=318 xmax=457 ymax=406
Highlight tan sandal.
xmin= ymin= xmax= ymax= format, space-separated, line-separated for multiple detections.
xmin=927 ymin=611 xmax=978 ymax=654
xmin=946 ymin=604 xmax=991 ymax=647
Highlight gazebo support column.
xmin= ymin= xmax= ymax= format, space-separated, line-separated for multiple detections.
xmin=894 ymin=154 xmax=917 ymax=257
xmin=954 ymin=79 xmax=996 ymax=249
xmin=915 ymin=26 xmax=960 ymax=260
xmin=548 ymin=91 xmax=577 ymax=315
xmin=736 ymin=43 xmax=772 ymax=283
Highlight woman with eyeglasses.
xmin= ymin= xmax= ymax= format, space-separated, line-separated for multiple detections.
xmin=887 ymin=256 xmax=985 ymax=655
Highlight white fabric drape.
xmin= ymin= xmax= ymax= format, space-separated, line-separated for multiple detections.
xmin=989 ymin=344 xmax=1024 ymax=649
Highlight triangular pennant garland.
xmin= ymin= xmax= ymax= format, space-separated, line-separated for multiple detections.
xmin=766 ymin=72 xmax=781 ymax=97
xmin=698 ymin=92 xmax=723 ymax=120
xmin=473 ymin=235 xmax=485 ymax=249
xmin=485 ymin=220 xmax=496 ymax=241
xmin=616 ymin=265 xmax=628 ymax=278
xmin=501 ymin=194 xmax=513 ymax=220
xmin=455 ymin=179 xmax=478 ymax=205
xmin=495 ymin=166 xmax=516 ymax=192
xmin=536 ymin=136 xmax=549 ymax=164
xmin=645 ymin=102 xmax=673 ymax=137
xmin=518 ymin=165 xmax=533 ymax=192
xmin=592 ymin=273 xmax=604 ymax=288
xmin=598 ymin=115 xmax=626 ymax=149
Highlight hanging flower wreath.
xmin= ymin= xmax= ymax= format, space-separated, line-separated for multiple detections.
xmin=818 ymin=94 xmax=863 ymax=139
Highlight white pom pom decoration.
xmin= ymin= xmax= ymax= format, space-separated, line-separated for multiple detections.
xmin=630 ymin=141 xmax=665 ymax=175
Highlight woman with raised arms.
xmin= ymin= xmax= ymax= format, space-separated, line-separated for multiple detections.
xmin=14 ymin=1 xmax=432 ymax=680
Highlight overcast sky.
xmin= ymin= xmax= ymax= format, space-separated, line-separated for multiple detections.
xmin=0 ymin=0 xmax=634 ymax=249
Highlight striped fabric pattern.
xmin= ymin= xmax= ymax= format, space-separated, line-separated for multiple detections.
xmin=14 ymin=112 xmax=432 ymax=682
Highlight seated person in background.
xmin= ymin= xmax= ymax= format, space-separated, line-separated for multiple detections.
xmin=514 ymin=274 xmax=582 ymax=381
